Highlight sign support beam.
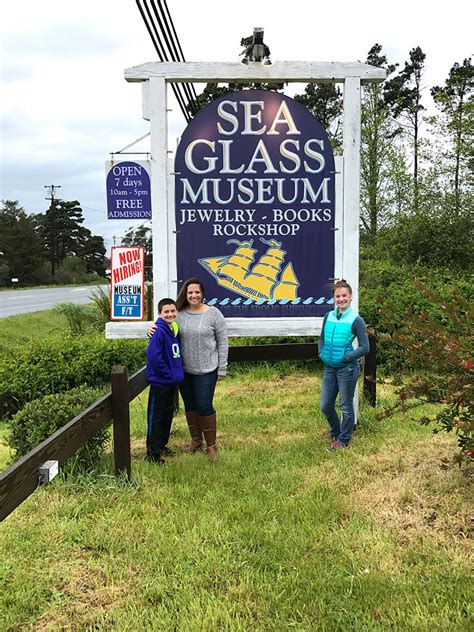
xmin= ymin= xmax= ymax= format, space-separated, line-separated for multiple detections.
xmin=342 ymin=76 xmax=361 ymax=314
xmin=149 ymin=76 xmax=170 ymax=318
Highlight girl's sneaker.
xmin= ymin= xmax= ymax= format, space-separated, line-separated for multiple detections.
xmin=319 ymin=431 xmax=337 ymax=441
xmin=326 ymin=440 xmax=349 ymax=452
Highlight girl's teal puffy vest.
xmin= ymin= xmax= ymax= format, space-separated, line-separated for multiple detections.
xmin=319 ymin=307 xmax=358 ymax=367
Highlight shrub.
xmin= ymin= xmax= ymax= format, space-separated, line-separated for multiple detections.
xmin=54 ymin=302 xmax=95 ymax=335
xmin=359 ymin=259 xmax=473 ymax=368
xmin=6 ymin=385 xmax=109 ymax=473
xmin=379 ymin=281 xmax=473 ymax=464
xmin=0 ymin=334 xmax=147 ymax=419
xmin=55 ymin=256 xmax=94 ymax=285
xmin=376 ymin=211 xmax=472 ymax=269
xmin=89 ymin=285 xmax=111 ymax=330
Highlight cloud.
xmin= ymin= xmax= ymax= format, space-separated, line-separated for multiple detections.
xmin=1 ymin=0 xmax=471 ymax=252
xmin=3 ymin=24 xmax=122 ymax=63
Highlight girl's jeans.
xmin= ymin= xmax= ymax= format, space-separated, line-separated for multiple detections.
xmin=320 ymin=362 xmax=360 ymax=445
xmin=179 ymin=370 xmax=218 ymax=416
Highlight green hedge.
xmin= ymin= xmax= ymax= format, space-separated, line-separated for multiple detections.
xmin=359 ymin=259 xmax=473 ymax=368
xmin=0 ymin=334 xmax=147 ymax=420
xmin=6 ymin=385 xmax=109 ymax=472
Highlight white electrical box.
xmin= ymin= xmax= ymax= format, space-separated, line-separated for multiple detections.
xmin=39 ymin=460 xmax=59 ymax=484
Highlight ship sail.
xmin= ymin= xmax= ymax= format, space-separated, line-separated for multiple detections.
xmin=272 ymin=262 xmax=299 ymax=300
xmin=198 ymin=237 xmax=300 ymax=302
xmin=217 ymin=240 xmax=257 ymax=284
xmin=243 ymin=239 xmax=286 ymax=299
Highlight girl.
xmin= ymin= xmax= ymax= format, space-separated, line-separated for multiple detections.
xmin=318 ymin=280 xmax=369 ymax=450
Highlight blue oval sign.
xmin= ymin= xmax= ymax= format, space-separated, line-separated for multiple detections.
xmin=106 ymin=160 xmax=152 ymax=220
xmin=175 ymin=89 xmax=335 ymax=317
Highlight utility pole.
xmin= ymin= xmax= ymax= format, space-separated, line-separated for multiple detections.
xmin=44 ymin=185 xmax=61 ymax=277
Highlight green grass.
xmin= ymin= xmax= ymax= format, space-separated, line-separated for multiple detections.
xmin=0 ymin=422 xmax=12 ymax=471
xmin=1 ymin=363 xmax=472 ymax=631
xmin=0 ymin=309 xmax=67 ymax=352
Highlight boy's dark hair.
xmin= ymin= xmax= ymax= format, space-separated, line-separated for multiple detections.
xmin=332 ymin=279 xmax=352 ymax=295
xmin=158 ymin=298 xmax=176 ymax=313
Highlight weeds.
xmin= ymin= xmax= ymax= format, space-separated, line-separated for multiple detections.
xmin=54 ymin=302 xmax=94 ymax=335
xmin=89 ymin=285 xmax=111 ymax=330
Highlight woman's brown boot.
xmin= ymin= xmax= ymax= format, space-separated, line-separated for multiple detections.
xmin=200 ymin=413 xmax=217 ymax=461
xmin=183 ymin=411 xmax=203 ymax=452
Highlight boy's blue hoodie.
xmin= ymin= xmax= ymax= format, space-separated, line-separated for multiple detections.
xmin=146 ymin=318 xmax=184 ymax=386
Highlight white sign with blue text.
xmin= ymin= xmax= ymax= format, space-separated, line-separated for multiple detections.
xmin=110 ymin=246 xmax=145 ymax=320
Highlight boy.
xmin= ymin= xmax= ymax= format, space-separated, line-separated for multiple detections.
xmin=145 ymin=298 xmax=184 ymax=463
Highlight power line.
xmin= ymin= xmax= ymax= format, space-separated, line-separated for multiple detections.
xmin=136 ymin=0 xmax=190 ymax=121
xmin=44 ymin=184 xmax=61 ymax=202
xmin=156 ymin=0 xmax=199 ymax=113
xmin=82 ymin=205 xmax=107 ymax=215
xmin=135 ymin=0 xmax=199 ymax=120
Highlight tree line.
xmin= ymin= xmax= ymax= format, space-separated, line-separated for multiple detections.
xmin=0 ymin=199 xmax=106 ymax=287
xmin=174 ymin=44 xmax=472 ymax=271
xmin=2 ymin=45 xmax=471 ymax=286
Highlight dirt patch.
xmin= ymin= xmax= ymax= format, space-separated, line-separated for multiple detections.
xmin=230 ymin=430 xmax=307 ymax=448
xmin=353 ymin=436 xmax=473 ymax=544
xmin=131 ymin=437 xmax=146 ymax=458
xmin=291 ymin=434 xmax=473 ymax=547
xmin=32 ymin=561 xmax=126 ymax=631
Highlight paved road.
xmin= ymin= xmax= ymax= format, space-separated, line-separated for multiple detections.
xmin=0 ymin=285 xmax=109 ymax=318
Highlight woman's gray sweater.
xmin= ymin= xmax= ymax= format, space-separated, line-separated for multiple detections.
xmin=176 ymin=306 xmax=228 ymax=376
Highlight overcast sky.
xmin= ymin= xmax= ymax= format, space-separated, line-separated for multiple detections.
xmin=1 ymin=0 xmax=471 ymax=251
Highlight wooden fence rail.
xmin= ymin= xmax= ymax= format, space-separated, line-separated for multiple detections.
xmin=0 ymin=391 xmax=113 ymax=522
xmin=0 ymin=340 xmax=376 ymax=522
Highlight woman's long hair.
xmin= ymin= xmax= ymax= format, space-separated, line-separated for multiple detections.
xmin=176 ymin=278 xmax=206 ymax=311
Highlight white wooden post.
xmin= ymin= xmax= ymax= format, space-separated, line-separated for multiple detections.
xmin=342 ymin=76 xmax=362 ymax=422
xmin=167 ymin=158 xmax=177 ymax=303
xmin=334 ymin=156 xmax=344 ymax=281
xmin=342 ymin=76 xmax=361 ymax=312
xmin=149 ymin=76 xmax=169 ymax=318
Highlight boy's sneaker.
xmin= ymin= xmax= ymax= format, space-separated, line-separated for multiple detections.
xmin=145 ymin=454 xmax=166 ymax=464
xmin=319 ymin=432 xmax=337 ymax=441
xmin=326 ymin=441 xmax=349 ymax=452
xmin=161 ymin=447 xmax=175 ymax=457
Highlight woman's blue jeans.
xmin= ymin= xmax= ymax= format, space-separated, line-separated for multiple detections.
xmin=320 ymin=363 xmax=360 ymax=445
xmin=179 ymin=370 xmax=218 ymax=416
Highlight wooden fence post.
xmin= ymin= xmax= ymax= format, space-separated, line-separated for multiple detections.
xmin=111 ymin=366 xmax=132 ymax=480
xmin=363 ymin=332 xmax=377 ymax=407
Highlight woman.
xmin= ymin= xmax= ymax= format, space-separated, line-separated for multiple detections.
xmin=149 ymin=278 xmax=228 ymax=460
xmin=318 ymin=279 xmax=369 ymax=450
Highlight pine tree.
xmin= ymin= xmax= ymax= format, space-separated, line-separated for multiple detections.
xmin=385 ymin=46 xmax=427 ymax=212
xmin=431 ymin=57 xmax=473 ymax=215
xmin=34 ymin=200 xmax=90 ymax=276
xmin=360 ymin=44 xmax=401 ymax=240
xmin=293 ymin=83 xmax=343 ymax=151
xmin=0 ymin=201 xmax=48 ymax=286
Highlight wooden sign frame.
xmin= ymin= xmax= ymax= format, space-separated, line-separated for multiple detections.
xmin=106 ymin=60 xmax=385 ymax=339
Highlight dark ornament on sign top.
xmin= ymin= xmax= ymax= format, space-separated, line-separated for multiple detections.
xmin=240 ymin=27 xmax=271 ymax=66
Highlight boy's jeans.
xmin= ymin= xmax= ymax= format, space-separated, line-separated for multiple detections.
xmin=147 ymin=384 xmax=176 ymax=458
xmin=320 ymin=363 xmax=360 ymax=445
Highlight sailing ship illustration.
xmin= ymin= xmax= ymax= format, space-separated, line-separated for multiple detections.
xmin=198 ymin=238 xmax=300 ymax=302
